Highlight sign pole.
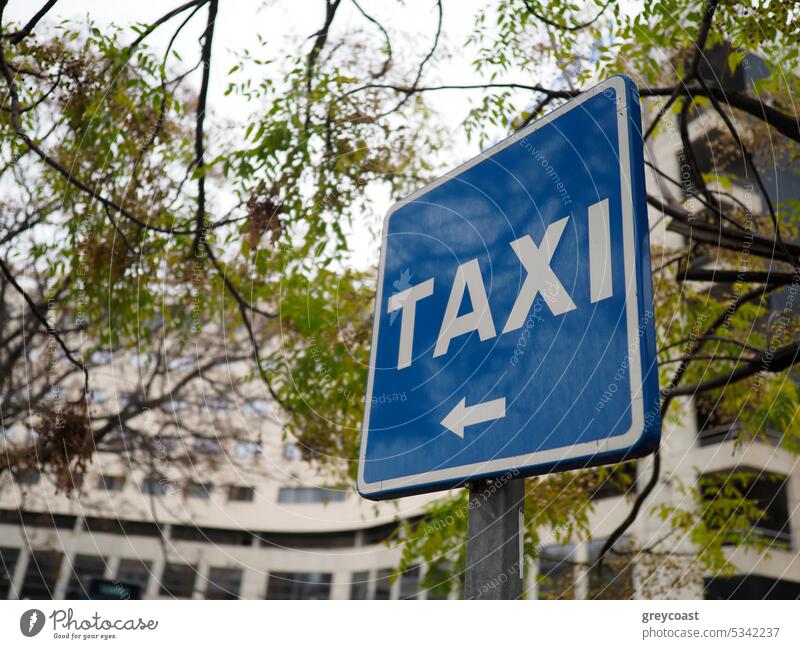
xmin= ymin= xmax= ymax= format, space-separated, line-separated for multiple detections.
xmin=464 ymin=476 xmax=525 ymax=600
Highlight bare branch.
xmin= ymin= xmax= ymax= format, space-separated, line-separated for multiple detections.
xmin=521 ymin=0 xmax=612 ymax=32
xmin=693 ymin=72 xmax=796 ymax=266
xmin=191 ymin=0 xmax=218 ymax=255
xmin=351 ymin=0 xmax=392 ymax=79
xmin=305 ymin=0 xmax=342 ymax=128
xmin=649 ymin=194 xmax=800 ymax=265
xmin=122 ymin=0 xmax=208 ymax=59
xmin=680 ymin=268 xmax=796 ymax=285
xmin=1 ymin=0 xmax=58 ymax=43
xmin=597 ymin=280 xmax=779 ymax=563
xmin=0 ymin=255 xmax=88 ymax=391
xmin=669 ymin=340 xmax=800 ymax=397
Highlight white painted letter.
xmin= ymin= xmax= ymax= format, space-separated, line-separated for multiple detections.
xmin=588 ymin=198 xmax=613 ymax=303
xmin=433 ymin=259 xmax=496 ymax=358
xmin=388 ymin=278 xmax=434 ymax=369
xmin=502 ymin=216 xmax=576 ymax=333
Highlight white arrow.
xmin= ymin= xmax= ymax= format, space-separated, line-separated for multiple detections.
xmin=441 ymin=397 xmax=506 ymax=438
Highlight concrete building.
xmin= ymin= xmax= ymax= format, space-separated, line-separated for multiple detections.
xmin=0 ymin=414 xmax=439 ymax=600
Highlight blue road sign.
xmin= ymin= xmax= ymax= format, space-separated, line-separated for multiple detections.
xmin=358 ymin=75 xmax=660 ymax=500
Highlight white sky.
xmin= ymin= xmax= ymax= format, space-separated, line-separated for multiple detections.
xmin=4 ymin=1 xmax=559 ymax=268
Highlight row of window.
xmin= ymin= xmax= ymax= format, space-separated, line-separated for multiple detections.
xmin=6 ymin=428 xmax=303 ymax=463
xmin=6 ymin=544 xmax=799 ymax=601
xmin=0 ymin=509 xmax=399 ymax=550
xmin=695 ymin=395 xmax=784 ymax=447
xmin=12 ymin=463 xmax=637 ymax=506
xmin=538 ymin=540 xmax=633 ymax=600
xmin=11 ymin=471 xmax=348 ymax=506
xmin=0 ymin=549 xmax=416 ymax=600
xmin=101 ymin=432 xmax=304 ymax=462
xmin=699 ymin=470 xmax=792 ymax=547
xmin=138 ymin=478 xmax=257 ymax=502
xmin=0 ymin=550 xmax=242 ymax=600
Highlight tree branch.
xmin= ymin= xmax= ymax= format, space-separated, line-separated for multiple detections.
xmin=191 ymin=0 xmax=218 ymax=255
xmin=693 ymin=72 xmax=796 ymax=266
xmin=522 ymin=0 xmax=612 ymax=32
xmin=351 ymin=0 xmax=392 ymax=79
xmin=2 ymin=0 xmax=58 ymax=43
xmin=0 ymin=255 xmax=88 ymax=392
xmin=649 ymin=194 xmax=800 ymax=265
xmin=669 ymin=340 xmax=800 ymax=397
xmin=680 ymin=268 xmax=796 ymax=285
xmin=0 ymin=40 xmax=195 ymax=235
xmin=304 ymin=0 xmax=342 ymax=128
xmin=597 ymin=279 xmax=778 ymax=564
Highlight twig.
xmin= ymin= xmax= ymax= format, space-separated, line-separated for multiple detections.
xmin=0 ymin=255 xmax=88 ymax=392
xmin=351 ymin=0 xmax=392 ymax=79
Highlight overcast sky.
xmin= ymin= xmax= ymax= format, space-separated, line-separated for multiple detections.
xmin=4 ymin=0 xmax=558 ymax=267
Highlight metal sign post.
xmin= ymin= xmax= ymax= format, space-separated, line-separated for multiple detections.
xmin=465 ymin=477 xmax=525 ymax=600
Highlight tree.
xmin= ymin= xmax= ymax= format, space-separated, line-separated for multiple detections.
xmin=2 ymin=0 xmax=799 ymax=598
xmin=0 ymin=1 xmax=436 ymax=491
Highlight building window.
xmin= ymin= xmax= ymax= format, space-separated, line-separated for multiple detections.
xmin=20 ymin=550 xmax=62 ymax=599
xmin=159 ymin=562 xmax=197 ymax=598
xmin=141 ymin=478 xmax=169 ymax=496
xmin=374 ymin=568 xmax=393 ymax=600
xmin=705 ymin=575 xmax=800 ymax=599
xmin=243 ymin=399 xmax=271 ymax=417
xmin=228 ymin=485 xmax=255 ymax=502
xmin=282 ymin=441 xmax=302 ymax=460
xmin=259 ymin=529 xmax=355 ymax=549
xmin=591 ymin=462 xmax=637 ymax=500
xmin=234 ymin=441 xmax=261 ymax=459
xmin=205 ymin=567 xmax=242 ymax=600
xmin=537 ymin=544 xmax=575 ymax=600
xmin=171 ymin=525 xmax=253 ymax=546
xmin=84 ymin=517 xmax=162 ymax=537
xmin=700 ymin=470 xmax=792 ymax=547
xmin=277 ymin=486 xmax=348 ymax=504
xmin=97 ymin=475 xmax=125 ymax=491
xmin=205 ymin=398 xmax=229 ymax=411
xmin=185 ymin=482 xmax=213 ymax=499
xmin=266 ymin=572 xmax=331 ymax=600
xmin=587 ymin=538 xmax=634 ymax=599
xmin=399 ymin=565 xmax=420 ymax=599
xmin=102 ymin=428 xmax=136 ymax=452
xmin=0 ymin=510 xmax=75 ymax=529
xmin=116 ymin=558 xmax=152 ymax=596
xmin=194 ymin=438 xmax=223 ymax=455
xmin=424 ymin=561 xmax=454 ymax=600
xmin=66 ymin=554 xmax=107 ymax=599
xmin=695 ymin=393 xmax=739 ymax=446
xmin=363 ymin=522 xmax=397 ymax=545
xmin=0 ymin=547 xmax=20 ymax=599
xmin=151 ymin=436 xmax=179 ymax=454
xmin=12 ymin=468 xmax=40 ymax=485
xmin=350 ymin=571 xmax=370 ymax=600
